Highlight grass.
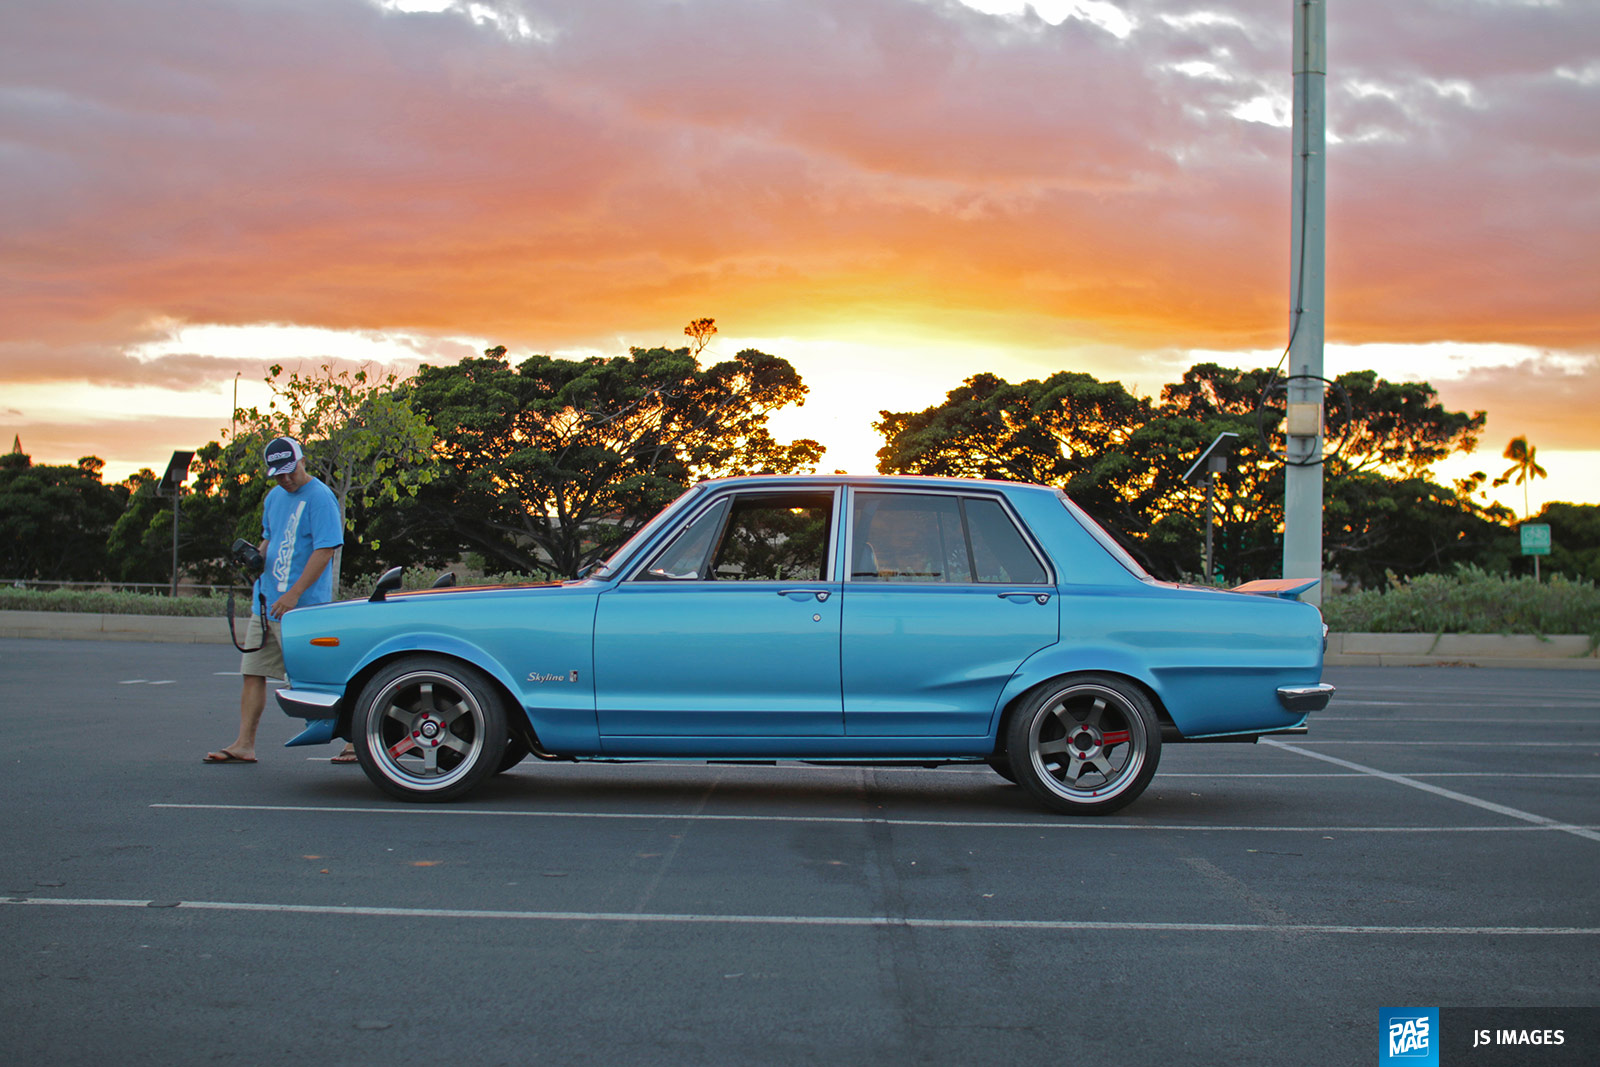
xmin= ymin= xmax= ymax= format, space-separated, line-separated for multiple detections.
xmin=0 ymin=586 xmax=245 ymax=617
xmin=1320 ymin=566 xmax=1600 ymax=638
xmin=1 ymin=565 xmax=554 ymax=618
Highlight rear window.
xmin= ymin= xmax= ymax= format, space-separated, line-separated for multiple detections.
xmin=850 ymin=492 xmax=1048 ymax=584
xmin=1057 ymin=492 xmax=1153 ymax=581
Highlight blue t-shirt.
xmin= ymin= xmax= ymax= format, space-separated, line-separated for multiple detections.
xmin=255 ymin=475 xmax=344 ymax=613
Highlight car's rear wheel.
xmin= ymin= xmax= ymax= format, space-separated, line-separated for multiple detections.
xmin=497 ymin=735 xmax=531 ymax=774
xmin=353 ymin=656 xmax=507 ymax=802
xmin=1007 ymin=673 xmax=1160 ymax=815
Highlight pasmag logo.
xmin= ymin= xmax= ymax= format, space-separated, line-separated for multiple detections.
xmin=1380 ymin=1007 xmax=1440 ymax=1066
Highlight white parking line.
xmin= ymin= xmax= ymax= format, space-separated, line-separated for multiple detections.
xmin=5 ymin=897 xmax=1595 ymax=936
xmin=1283 ymin=740 xmax=1590 ymax=746
xmin=1264 ymin=740 xmax=1600 ymax=843
xmin=1156 ymin=773 xmax=1600 ymax=779
xmin=1317 ymin=715 xmax=1593 ymax=723
xmin=149 ymin=802 xmax=1599 ymax=834
xmin=1332 ymin=703 xmax=1596 ymax=711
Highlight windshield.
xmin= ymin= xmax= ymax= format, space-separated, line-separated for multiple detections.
xmin=584 ymin=484 xmax=707 ymax=579
xmin=1056 ymin=491 xmax=1154 ymax=582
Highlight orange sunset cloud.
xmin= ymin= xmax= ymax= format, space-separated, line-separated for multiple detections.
xmin=2 ymin=0 xmax=1597 ymax=507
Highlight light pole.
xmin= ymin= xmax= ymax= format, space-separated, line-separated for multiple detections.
xmin=1282 ymin=0 xmax=1327 ymax=606
xmin=1184 ymin=432 xmax=1239 ymax=584
xmin=158 ymin=450 xmax=194 ymax=596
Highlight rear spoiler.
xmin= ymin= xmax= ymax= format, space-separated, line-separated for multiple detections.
xmin=1229 ymin=578 xmax=1320 ymax=601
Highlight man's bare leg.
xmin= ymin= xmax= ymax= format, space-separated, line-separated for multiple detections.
xmin=204 ymin=674 xmax=266 ymax=762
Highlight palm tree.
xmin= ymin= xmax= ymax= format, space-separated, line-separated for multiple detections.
xmin=1493 ymin=435 xmax=1548 ymax=519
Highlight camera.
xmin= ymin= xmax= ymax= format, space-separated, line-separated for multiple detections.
xmin=230 ymin=538 xmax=265 ymax=578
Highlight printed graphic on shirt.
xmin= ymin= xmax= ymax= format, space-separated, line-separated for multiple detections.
xmin=273 ymin=500 xmax=307 ymax=592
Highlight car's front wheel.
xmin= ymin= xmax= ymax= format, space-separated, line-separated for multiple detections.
xmin=1006 ymin=673 xmax=1160 ymax=815
xmin=353 ymin=656 xmax=507 ymax=802
xmin=985 ymin=755 xmax=1018 ymax=784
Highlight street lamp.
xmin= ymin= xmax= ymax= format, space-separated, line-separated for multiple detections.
xmin=1183 ymin=432 xmax=1239 ymax=584
xmin=157 ymin=450 xmax=194 ymax=597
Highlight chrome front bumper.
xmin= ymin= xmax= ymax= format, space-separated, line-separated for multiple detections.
xmin=1276 ymin=683 xmax=1335 ymax=714
xmin=276 ymin=687 xmax=341 ymax=719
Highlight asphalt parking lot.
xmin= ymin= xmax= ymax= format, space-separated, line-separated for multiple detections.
xmin=2 ymin=638 xmax=1596 ymax=1066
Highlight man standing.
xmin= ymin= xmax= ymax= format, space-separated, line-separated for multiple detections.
xmin=204 ymin=436 xmax=348 ymax=764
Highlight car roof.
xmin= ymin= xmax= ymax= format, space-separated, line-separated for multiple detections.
xmin=693 ymin=473 xmax=1055 ymax=495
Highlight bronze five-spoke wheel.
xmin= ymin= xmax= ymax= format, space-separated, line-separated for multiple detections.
xmin=353 ymin=656 xmax=507 ymax=802
xmin=1006 ymin=673 xmax=1161 ymax=815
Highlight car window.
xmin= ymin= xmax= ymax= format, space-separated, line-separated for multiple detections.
xmin=851 ymin=492 xmax=1046 ymax=584
xmin=589 ymin=483 xmax=704 ymax=578
xmin=636 ymin=498 xmax=731 ymax=581
xmin=965 ymin=497 xmax=1049 ymax=583
xmin=1056 ymin=491 xmax=1153 ymax=581
xmin=710 ymin=493 xmax=833 ymax=581
xmin=850 ymin=493 xmax=969 ymax=582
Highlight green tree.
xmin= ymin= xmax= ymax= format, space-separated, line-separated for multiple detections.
xmin=234 ymin=362 xmax=438 ymax=594
xmin=1140 ymin=364 xmax=1289 ymax=581
xmin=684 ymin=317 xmax=717 ymax=355
xmin=1322 ymin=371 xmax=1486 ymax=477
xmin=876 ymin=362 xmax=1505 ymax=585
xmin=408 ymin=336 xmax=824 ymax=577
xmin=1321 ymin=470 xmax=1514 ymax=588
xmin=107 ymin=440 xmax=269 ymax=586
xmin=1493 ymin=435 xmax=1548 ymax=519
xmin=875 ymin=370 xmax=1153 ymax=531
xmin=0 ymin=452 xmax=129 ymax=581
xmin=876 ymin=365 xmax=1284 ymax=579
xmin=1532 ymin=502 xmax=1600 ymax=582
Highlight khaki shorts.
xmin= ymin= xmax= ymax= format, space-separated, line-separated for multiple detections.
xmin=239 ymin=614 xmax=286 ymax=680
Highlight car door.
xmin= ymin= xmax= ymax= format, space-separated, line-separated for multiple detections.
xmin=842 ymin=489 xmax=1058 ymax=736
xmin=593 ymin=488 xmax=844 ymax=740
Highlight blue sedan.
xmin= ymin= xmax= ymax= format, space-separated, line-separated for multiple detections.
xmin=276 ymin=475 xmax=1332 ymax=814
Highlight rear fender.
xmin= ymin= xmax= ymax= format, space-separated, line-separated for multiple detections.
xmin=989 ymin=645 xmax=1169 ymax=742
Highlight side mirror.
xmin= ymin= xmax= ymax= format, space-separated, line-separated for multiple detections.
xmin=430 ymin=571 xmax=457 ymax=589
xmin=369 ymin=566 xmax=404 ymax=602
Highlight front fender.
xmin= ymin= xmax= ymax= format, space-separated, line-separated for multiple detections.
xmin=340 ymin=632 xmax=600 ymax=753
xmin=350 ymin=632 xmax=525 ymax=705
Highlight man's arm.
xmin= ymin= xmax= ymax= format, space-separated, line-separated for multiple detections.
xmin=268 ymin=546 xmax=336 ymax=618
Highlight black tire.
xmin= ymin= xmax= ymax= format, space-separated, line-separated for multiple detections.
xmin=985 ymin=755 xmax=1018 ymax=784
xmin=353 ymin=655 xmax=507 ymax=802
xmin=497 ymin=734 xmax=531 ymax=774
xmin=1006 ymin=673 xmax=1161 ymax=815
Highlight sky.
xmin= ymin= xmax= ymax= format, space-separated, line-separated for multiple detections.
xmin=2 ymin=0 xmax=1596 ymax=517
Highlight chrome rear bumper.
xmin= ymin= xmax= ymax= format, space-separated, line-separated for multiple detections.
xmin=1277 ymin=683 xmax=1335 ymax=714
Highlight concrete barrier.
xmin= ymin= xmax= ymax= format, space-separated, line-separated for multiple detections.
xmin=1323 ymin=632 xmax=1598 ymax=669
xmin=0 ymin=610 xmax=236 ymax=644
xmin=3 ymin=609 xmax=1595 ymax=667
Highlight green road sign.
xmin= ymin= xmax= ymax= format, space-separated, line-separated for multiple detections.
xmin=1520 ymin=523 xmax=1551 ymax=556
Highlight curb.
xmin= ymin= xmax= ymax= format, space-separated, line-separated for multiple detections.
xmin=0 ymin=610 xmax=239 ymax=645
xmin=1323 ymin=632 xmax=1599 ymax=670
xmin=3 ymin=610 xmax=1596 ymax=668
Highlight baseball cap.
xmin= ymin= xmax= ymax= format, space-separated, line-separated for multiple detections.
xmin=264 ymin=436 xmax=304 ymax=476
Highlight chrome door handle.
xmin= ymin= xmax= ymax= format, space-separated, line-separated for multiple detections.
xmin=998 ymin=591 xmax=1051 ymax=605
xmin=778 ymin=589 xmax=830 ymax=602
